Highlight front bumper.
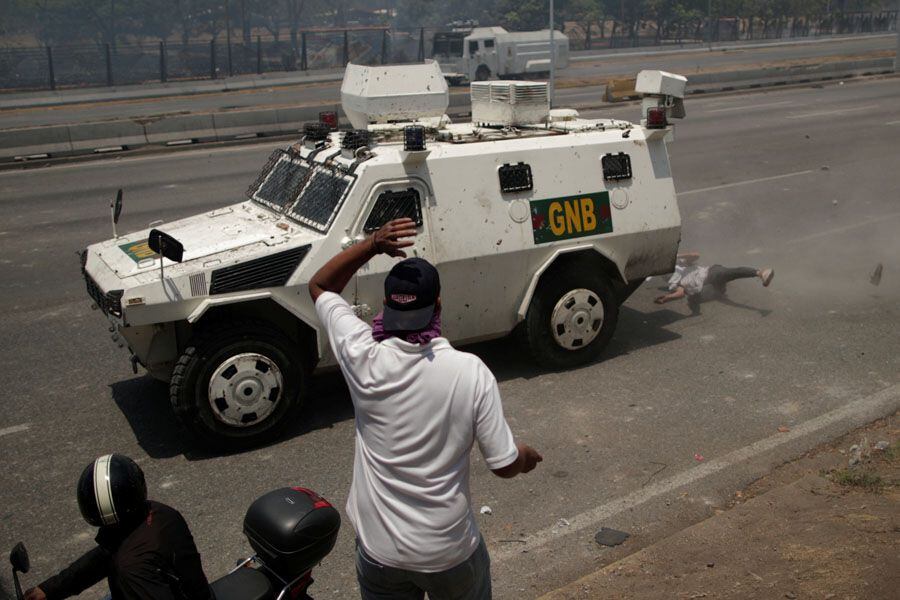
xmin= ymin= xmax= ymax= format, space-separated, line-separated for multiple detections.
xmin=84 ymin=269 xmax=124 ymax=319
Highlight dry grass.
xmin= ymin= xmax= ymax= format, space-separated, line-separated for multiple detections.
xmin=825 ymin=468 xmax=884 ymax=492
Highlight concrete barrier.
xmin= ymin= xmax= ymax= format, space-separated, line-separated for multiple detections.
xmin=213 ymin=109 xmax=280 ymax=139
xmin=605 ymin=78 xmax=639 ymax=102
xmin=1 ymin=57 xmax=893 ymax=162
xmin=688 ymin=58 xmax=894 ymax=87
xmin=143 ymin=113 xmax=217 ymax=144
xmin=67 ymin=120 xmax=147 ymax=152
xmin=274 ymin=107 xmax=321 ymax=135
xmin=0 ymin=124 xmax=72 ymax=157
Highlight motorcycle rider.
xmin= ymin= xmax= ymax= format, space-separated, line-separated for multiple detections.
xmin=24 ymin=454 xmax=213 ymax=600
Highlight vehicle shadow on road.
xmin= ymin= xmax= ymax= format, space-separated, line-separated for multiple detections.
xmin=111 ymin=372 xmax=356 ymax=460
xmin=110 ymin=307 xmax=686 ymax=458
xmin=471 ymin=306 xmax=686 ymax=380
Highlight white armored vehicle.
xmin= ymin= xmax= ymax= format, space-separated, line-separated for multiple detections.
xmin=81 ymin=61 xmax=686 ymax=447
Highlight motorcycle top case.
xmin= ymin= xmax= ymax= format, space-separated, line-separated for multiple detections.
xmin=243 ymin=487 xmax=341 ymax=577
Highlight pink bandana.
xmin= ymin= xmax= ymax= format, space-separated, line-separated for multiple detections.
xmin=371 ymin=308 xmax=442 ymax=345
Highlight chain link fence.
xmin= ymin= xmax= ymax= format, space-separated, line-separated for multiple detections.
xmin=574 ymin=10 xmax=897 ymax=49
xmin=0 ymin=12 xmax=896 ymax=92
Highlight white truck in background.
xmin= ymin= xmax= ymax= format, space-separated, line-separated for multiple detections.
xmin=435 ymin=26 xmax=570 ymax=84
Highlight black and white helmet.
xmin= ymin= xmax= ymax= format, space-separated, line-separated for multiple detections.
xmin=77 ymin=454 xmax=148 ymax=527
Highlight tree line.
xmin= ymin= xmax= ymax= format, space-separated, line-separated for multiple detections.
xmin=396 ymin=1 xmax=893 ymax=30
xmin=0 ymin=0 xmax=892 ymax=47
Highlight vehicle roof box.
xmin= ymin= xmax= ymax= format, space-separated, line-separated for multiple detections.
xmin=635 ymin=70 xmax=687 ymax=99
xmin=471 ymin=81 xmax=549 ymax=126
xmin=243 ymin=487 xmax=341 ymax=579
xmin=341 ymin=61 xmax=449 ymax=130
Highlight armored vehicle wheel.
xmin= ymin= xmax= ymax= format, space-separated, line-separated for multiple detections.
xmin=170 ymin=321 xmax=306 ymax=449
xmin=524 ymin=269 xmax=618 ymax=369
xmin=475 ymin=65 xmax=491 ymax=81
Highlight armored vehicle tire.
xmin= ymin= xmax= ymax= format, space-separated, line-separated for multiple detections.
xmin=524 ymin=269 xmax=619 ymax=370
xmin=170 ymin=320 xmax=306 ymax=449
xmin=475 ymin=65 xmax=491 ymax=81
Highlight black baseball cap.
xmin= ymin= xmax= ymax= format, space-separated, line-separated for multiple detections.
xmin=382 ymin=258 xmax=441 ymax=332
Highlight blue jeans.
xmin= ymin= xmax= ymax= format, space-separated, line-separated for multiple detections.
xmin=355 ymin=537 xmax=492 ymax=600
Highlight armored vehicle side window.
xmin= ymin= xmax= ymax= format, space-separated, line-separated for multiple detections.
xmin=469 ymin=41 xmax=478 ymax=55
xmin=363 ymin=188 xmax=423 ymax=233
xmin=602 ymin=152 xmax=633 ymax=181
xmin=498 ymin=163 xmax=533 ymax=193
xmin=484 ymin=39 xmax=495 ymax=49
xmin=247 ymin=150 xmax=311 ymax=211
xmin=287 ymin=168 xmax=353 ymax=233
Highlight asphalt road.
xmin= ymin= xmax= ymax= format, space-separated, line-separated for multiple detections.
xmin=1 ymin=77 xmax=899 ymax=599
xmin=0 ymin=34 xmax=894 ymax=129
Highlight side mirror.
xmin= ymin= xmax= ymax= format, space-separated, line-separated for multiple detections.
xmin=113 ymin=188 xmax=123 ymax=224
xmin=10 ymin=542 xmax=29 ymax=573
xmin=148 ymin=229 xmax=184 ymax=263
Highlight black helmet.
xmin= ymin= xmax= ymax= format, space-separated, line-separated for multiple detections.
xmin=77 ymin=454 xmax=148 ymax=527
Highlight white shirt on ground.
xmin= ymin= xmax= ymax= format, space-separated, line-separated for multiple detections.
xmin=668 ymin=258 xmax=709 ymax=296
xmin=315 ymin=291 xmax=518 ymax=573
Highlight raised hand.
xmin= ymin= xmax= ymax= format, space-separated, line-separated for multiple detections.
xmin=372 ymin=218 xmax=418 ymax=258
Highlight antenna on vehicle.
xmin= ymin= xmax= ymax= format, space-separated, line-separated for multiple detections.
xmin=110 ymin=188 xmax=123 ymax=239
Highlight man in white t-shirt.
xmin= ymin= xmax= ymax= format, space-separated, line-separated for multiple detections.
xmin=308 ymin=218 xmax=542 ymax=600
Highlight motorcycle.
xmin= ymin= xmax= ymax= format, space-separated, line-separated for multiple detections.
xmin=8 ymin=486 xmax=341 ymax=600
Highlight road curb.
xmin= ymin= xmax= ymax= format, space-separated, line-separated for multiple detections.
xmin=536 ymin=410 xmax=899 ymax=600
xmin=1 ymin=59 xmax=894 ymax=163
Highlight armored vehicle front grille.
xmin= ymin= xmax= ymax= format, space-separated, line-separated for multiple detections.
xmin=209 ymin=245 xmax=311 ymax=295
xmin=84 ymin=272 xmax=123 ymax=317
xmin=248 ymin=149 xmax=311 ymax=210
xmin=498 ymin=163 xmax=533 ymax=193
xmin=364 ymin=189 xmax=423 ymax=233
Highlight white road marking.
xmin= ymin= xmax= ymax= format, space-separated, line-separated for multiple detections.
xmin=887 ymin=120 xmax=900 ymax=125
xmin=494 ymin=383 xmax=900 ymax=562
xmin=786 ymin=211 xmax=900 ymax=245
xmin=678 ymin=169 xmax=815 ymax=197
xmin=0 ymin=423 xmax=30 ymax=437
xmin=785 ymin=104 xmax=879 ymax=119
xmin=708 ymin=100 xmax=793 ymax=113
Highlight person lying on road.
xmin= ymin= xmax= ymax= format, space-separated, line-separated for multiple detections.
xmin=655 ymin=252 xmax=774 ymax=308
xmin=309 ymin=217 xmax=542 ymax=600
xmin=25 ymin=454 xmax=212 ymax=600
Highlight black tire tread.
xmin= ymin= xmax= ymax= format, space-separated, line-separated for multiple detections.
xmin=169 ymin=319 xmax=306 ymax=449
xmin=523 ymin=267 xmax=619 ymax=370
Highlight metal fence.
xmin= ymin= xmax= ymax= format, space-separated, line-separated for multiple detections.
xmin=582 ymin=10 xmax=898 ymax=49
xmin=0 ymin=12 xmax=895 ymax=92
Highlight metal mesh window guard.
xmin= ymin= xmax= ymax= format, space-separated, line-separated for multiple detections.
xmin=363 ymin=189 xmax=423 ymax=233
xmin=602 ymin=153 xmax=632 ymax=181
xmin=288 ymin=168 xmax=352 ymax=232
xmin=498 ymin=163 xmax=533 ymax=193
xmin=247 ymin=150 xmax=311 ymax=211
